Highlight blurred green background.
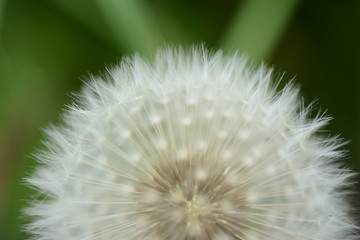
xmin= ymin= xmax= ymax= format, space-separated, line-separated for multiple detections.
xmin=0 ymin=0 xmax=359 ymax=239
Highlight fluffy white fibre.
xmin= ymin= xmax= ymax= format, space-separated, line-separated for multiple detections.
xmin=25 ymin=46 xmax=358 ymax=239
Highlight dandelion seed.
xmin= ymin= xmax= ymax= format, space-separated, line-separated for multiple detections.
xmin=25 ymin=46 xmax=358 ymax=239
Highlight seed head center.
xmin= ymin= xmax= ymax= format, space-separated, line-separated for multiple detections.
xmin=136 ymin=156 xmax=246 ymax=238
xmin=185 ymin=194 xmax=212 ymax=223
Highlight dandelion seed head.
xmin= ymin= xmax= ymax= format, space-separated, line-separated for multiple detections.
xmin=25 ymin=46 xmax=358 ymax=239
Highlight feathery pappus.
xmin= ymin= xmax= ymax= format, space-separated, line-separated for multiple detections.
xmin=25 ymin=46 xmax=358 ymax=240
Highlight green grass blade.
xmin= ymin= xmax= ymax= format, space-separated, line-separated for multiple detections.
xmin=220 ymin=0 xmax=302 ymax=62
xmin=95 ymin=0 xmax=163 ymax=56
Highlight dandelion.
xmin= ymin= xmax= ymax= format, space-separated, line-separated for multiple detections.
xmin=25 ymin=46 xmax=357 ymax=239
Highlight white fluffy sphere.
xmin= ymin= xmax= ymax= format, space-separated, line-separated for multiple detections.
xmin=25 ymin=47 xmax=357 ymax=240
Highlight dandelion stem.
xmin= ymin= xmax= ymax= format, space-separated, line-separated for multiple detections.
xmin=220 ymin=0 xmax=302 ymax=62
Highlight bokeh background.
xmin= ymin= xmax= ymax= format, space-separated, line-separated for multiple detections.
xmin=0 ymin=0 xmax=359 ymax=238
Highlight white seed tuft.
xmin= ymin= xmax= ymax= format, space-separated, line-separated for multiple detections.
xmin=25 ymin=46 xmax=358 ymax=240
